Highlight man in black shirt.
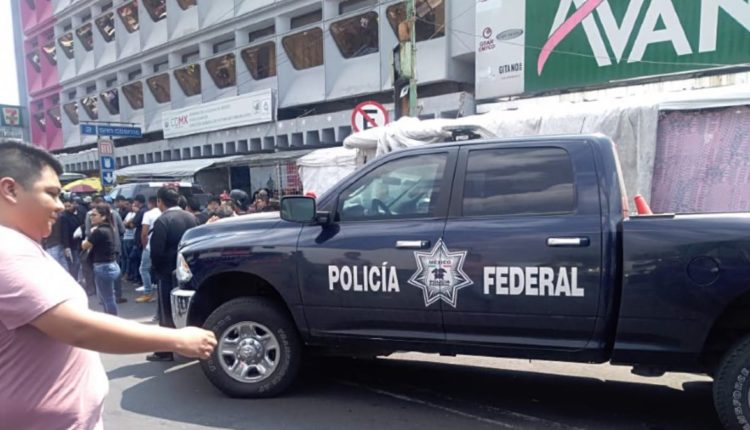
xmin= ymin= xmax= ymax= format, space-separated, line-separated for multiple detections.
xmin=125 ymin=195 xmax=146 ymax=284
xmin=59 ymin=198 xmax=82 ymax=280
xmin=147 ymin=187 xmax=198 ymax=362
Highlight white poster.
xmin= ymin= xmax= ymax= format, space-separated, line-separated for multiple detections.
xmin=475 ymin=0 xmax=526 ymax=99
xmin=162 ymin=89 xmax=274 ymax=139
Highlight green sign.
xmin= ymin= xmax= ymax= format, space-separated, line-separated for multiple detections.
xmin=476 ymin=0 xmax=750 ymax=98
xmin=0 ymin=105 xmax=22 ymax=127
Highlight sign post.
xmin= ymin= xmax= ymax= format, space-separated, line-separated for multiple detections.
xmin=80 ymin=122 xmax=142 ymax=190
xmin=351 ymin=101 xmax=389 ymax=133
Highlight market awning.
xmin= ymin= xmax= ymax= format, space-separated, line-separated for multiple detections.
xmin=212 ymin=149 xmax=315 ymax=168
xmin=115 ymin=156 xmax=241 ymax=181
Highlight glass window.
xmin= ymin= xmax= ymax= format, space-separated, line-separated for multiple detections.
xmin=241 ymin=42 xmax=276 ymax=80
xmin=143 ymin=0 xmax=167 ymax=22
xmin=282 ymin=28 xmax=323 ymax=70
xmin=213 ymin=38 xmax=235 ymax=54
xmin=26 ymin=50 xmax=41 ymax=73
xmin=174 ymin=64 xmax=201 ymax=96
xmin=339 ymin=0 xmax=378 ymax=14
xmin=153 ymin=60 xmax=169 ymax=73
xmin=95 ymin=12 xmax=115 ymax=42
xmin=67 ymin=90 xmax=76 ymax=100
xmin=100 ymin=89 xmax=119 ymax=115
xmin=331 ymin=11 xmax=378 ymax=59
xmin=177 ymin=0 xmax=196 ymax=10
xmin=122 ymin=81 xmax=144 ymax=109
xmin=86 ymin=85 xmax=96 ymax=94
xmin=58 ymin=33 xmax=74 ymax=59
xmin=42 ymin=41 xmax=56 ymax=65
xmin=338 ymin=153 xmax=447 ymax=222
xmin=127 ymin=69 xmax=142 ymax=80
xmin=387 ymin=0 xmax=445 ymax=42
xmin=248 ymin=25 xmax=274 ymax=43
xmin=33 ymin=112 xmax=46 ymax=131
xmin=47 ymin=106 xmax=62 ymax=128
xmin=76 ymin=23 xmax=94 ymax=51
xmin=117 ymin=2 xmax=139 ymax=33
xmin=181 ymin=50 xmax=199 ymax=64
xmin=146 ymin=74 xmax=171 ymax=103
xmin=462 ymin=148 xmax=576 ymax=217
xmin=106 ymin=78 xmax=117 ymax=87
xmin=291 ymin=9 xmax=322 ymax=29
xmin=206 ymin=54 xmax=236 ymax=88
xmin=80 ymin=97 xmax=98 ymax=120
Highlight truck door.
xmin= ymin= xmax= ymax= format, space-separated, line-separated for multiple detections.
xmin=440 ymin=141 xmax=603 ymax=350
xmin=296 ymin=149 xmax=457 ymax=341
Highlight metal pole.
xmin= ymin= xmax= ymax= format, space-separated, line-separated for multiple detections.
xmin=407 ymin=0 xmax=418 ymax=117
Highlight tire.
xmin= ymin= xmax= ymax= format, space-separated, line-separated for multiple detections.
xmin=200 ymin=297 xmax=302 ymax=398
xmin=713 ymin=335 xmax=750 ymax=429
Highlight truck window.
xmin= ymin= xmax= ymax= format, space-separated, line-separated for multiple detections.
xmin=338 ymin=153 xmax=447 ymax=221
xmin=462 ymin=147 xmax=575 ymax=217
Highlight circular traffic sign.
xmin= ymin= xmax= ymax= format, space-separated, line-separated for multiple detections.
xmin=351 ymin=101 xmax=389 ymax=133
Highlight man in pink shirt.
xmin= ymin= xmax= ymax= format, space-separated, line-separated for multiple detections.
xmin=0 ymin=140 xmax=217 ymax=429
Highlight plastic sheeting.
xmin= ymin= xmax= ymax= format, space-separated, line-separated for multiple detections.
xmin=344 ymin=102 xmax=659 ymax=202
xmin=297 ymin=146 xmax=358 ymax=196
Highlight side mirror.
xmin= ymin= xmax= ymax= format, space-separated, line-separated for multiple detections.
xmin=280 ymin=196 xmax=317 ymax=223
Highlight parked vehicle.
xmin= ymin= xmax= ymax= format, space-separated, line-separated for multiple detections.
xmin=171 ymin=134 xmax=750 ymax=429
xmin=107 ymin=181 xmax=208 ymax=205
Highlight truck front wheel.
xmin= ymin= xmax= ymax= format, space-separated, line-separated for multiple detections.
xmin=714 ymin=335 xmax=750 ymax=429
xmin=200 ymin=297 xmax=302 ymax=398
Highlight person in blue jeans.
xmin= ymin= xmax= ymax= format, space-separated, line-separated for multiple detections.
xmin=82 ymin=204 xmax=121 ymax=315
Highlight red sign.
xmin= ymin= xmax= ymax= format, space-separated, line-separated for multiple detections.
xmin=351 ymin=101 xmax=389 ymax=133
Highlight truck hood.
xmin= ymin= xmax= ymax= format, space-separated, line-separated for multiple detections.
xmin=180 ymin=211 xmax=282 ymax=249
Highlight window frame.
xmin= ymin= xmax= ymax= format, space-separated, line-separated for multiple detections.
xmin=95 ymin=12 xmax=116 ymax=42
xmin=100 ymin=89 xmax=120 ymax=115
xmin=281 ymin=27 xmax=324 ymax=70
xmin=122 ymin=81 xmax=144 ymax=110
xmin=206 ymin=53 xmax=236 ymax=89
xmin=450 ymin=145 xmax=578 ymax=219
xmin=241 ymin=41 xmax=277 ymax=80
xmin=330 ymin=11 xmax=379 ymax=59
xmin=80 ymin=96 xmax=99 ymax=120
xmin=58 ymin=33 xmax=75 ymax=59
xmin=146 ymin=73 xmax=171 ymax=103
xmin=117 ymin=1 xmax=140 ymax=33
xmin=386 ymin=0 xmax=445 ymax=42
xmin=334 ymin=149 xmax=456 ymax=223
xmin=143 ymin=0 xmax=167 ymax=22
xmin=174 ymin=64 xmax=202 ymax=97
xmin=41 ymin=41 xmax=56 ymax=65
xmin=76 ymin=23 xmax=94 ymax=52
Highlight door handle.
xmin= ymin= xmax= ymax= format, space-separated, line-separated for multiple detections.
xmin=547 ymin=237 xmax=590 ymax=247
xmin=396 ymin=240 xmax=431 ymax=249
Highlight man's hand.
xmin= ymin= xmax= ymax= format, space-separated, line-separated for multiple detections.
xmin=173 ymin=327 xmax=217 ymax=359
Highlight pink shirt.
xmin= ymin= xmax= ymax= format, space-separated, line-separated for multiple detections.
xmin=0 ymin=225 xmax=108 ymax=430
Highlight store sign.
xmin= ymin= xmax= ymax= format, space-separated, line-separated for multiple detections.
xmin=477 ymin=0 xmax=750 ymax=98
xmin=162 ymin=89 xmax=274 ymax=139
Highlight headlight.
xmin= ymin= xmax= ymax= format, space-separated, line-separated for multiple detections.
xmin=176 ymin=253 xmax=193 ymax=283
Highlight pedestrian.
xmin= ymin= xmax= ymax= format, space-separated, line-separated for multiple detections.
xmin=0 ymin=140 xmax=216 ymax=429
xmin=229 ymin=189 xmax=251 ymax=215
xmin=126 ymin=194 xmax=146 ymax=285
xmin=59 ymin=197 xmax=83 ymax=280
xmin=196 ymin=196 xmax=220 ymax=224
xmin=81 ymin=204 xmax=121 ymax=316
xmin=136 ymin=196 xmax=160 ymax=303
xmin=121 ymin=199 xmax=137 ymax=281
xmin=147 ymin=187 xmax=198 ymax=362
xmin=44 ymin=207 xmax=68 ymax=271
xmin=85 ymin=197 xmax=127 ymax=303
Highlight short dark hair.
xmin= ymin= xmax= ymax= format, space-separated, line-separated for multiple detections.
xmin=147 ymin=196 xmax=157 ymax=205
xmin=188 ymin=197 xmax=201 ymax=212
xmin=177 ymin=195 xmax=188 ymax=210
xmin=157 ymin=186 xmax=180 ymax=208
xmin=115 ymin=195 xmax=127 ymax=202
xmin=0 ymin=140 xmax=63 ymax=187
xmin=208 ymin=196 xmax=221 ymax=205
xmin=134 ymin=194 xmax=146 ymax=204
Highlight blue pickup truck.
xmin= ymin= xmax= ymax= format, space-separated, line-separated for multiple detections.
xmin=172 ymin=134 xmax=750 ymax=429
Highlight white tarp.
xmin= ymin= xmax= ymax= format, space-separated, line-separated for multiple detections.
xmin=297 ymin=146 xmax=358 ymax=196
xmin=344 ymin=102 xmax=658 ymax=201
xmin=115 ymin=156 xmax=240 ymax=182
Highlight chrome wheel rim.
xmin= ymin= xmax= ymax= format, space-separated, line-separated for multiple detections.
xmin=218 ymin=321 xmax=280 ymax=383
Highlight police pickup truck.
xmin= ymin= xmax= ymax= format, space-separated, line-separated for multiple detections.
xmin=172 ymin=134 xmax=750 ymax=429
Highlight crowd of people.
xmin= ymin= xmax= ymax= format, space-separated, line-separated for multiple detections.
xmin=42 ymin=185 xmax=278 ymax=343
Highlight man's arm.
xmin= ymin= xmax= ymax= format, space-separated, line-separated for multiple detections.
xmin=140 ymin=223 xmax=150 ymax=248
xmin=31 ymin=301 xmax=216 ymax=357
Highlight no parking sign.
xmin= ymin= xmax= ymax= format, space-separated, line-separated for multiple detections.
xmin=351 ymin=101 xmax=389 ymax=133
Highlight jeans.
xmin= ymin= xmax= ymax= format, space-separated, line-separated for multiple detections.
xmin=139 ymin=247 xmax=154 ymax=295
xmin=121 ymin=238 xmax=134 ymax=276
xmin=93 ymin=262 xmax=121 ymax=315
xmin=47 ymin=245 xmax=69 ymax=272
xmin=128 ymin=245 xmax=143 ymax=283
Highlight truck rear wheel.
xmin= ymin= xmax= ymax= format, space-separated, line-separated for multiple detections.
xmin=714 ymin=335 xmax=750 ymax=429
xmin=200 ymin=297 xmax=301 ymax=398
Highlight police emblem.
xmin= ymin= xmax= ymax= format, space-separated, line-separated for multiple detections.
xmin=407 ymin=239 xmax=473 ymax=307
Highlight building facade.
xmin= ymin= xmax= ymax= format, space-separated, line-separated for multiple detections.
xmin=14 ymin=0 xmax=476 ymax=173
